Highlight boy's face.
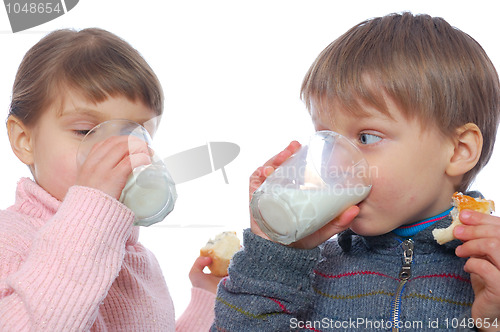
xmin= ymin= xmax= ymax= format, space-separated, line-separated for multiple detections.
xmin=27 ymin=90 xmax=158 ymax=201
xmin=311 ymin=97 xmax=457 ymax=236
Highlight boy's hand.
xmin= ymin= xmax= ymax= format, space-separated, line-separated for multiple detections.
xmin=290 ymin=205 xmax=359 ymax=249
xmin=454 ymin=210 xmax=500 ymax=331
xmin=249 ymin=141 xmax=359 ymax=249
xmin=76 ymin=135 xmax=152 ymax=200
xmin=249 ymin=141 xmax=302 ymax=241
xmin=189 ymin=256 xmax=223 ymax=294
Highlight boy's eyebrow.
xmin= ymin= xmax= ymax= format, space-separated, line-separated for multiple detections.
xmin=312 ymin=105 xmax=390 ymax=121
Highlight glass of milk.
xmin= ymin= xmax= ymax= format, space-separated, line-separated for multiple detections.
xmin=77 ymin=119 xmax=177 ymax=227
xmin=250 ymin=130 xmax=371 ymax=245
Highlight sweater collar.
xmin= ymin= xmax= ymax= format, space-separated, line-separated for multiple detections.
xmin=11 ymin=177 xmax=61 ymax=223
xmin=391 ymin=207 xmax=453 ymax=238
xmin=338 ymin=191 xmax=484 ymax=254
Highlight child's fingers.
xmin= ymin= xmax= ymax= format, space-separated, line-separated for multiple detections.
xmin=291 ymin=205 xmax=360 ymax=249
xmin=260 ymin=141 xmax=301 ymax=169
xmin=456 ymin=238 xmax=500 ymax=268
xmin=249 ymin=141 xmax=303 ymax=238
xmin=338 ymin=205 xmax=361 ymax=226
xmin=82 ymin=136 xmax=150 ymax=172
xmin=106 ymin=136 xmax=151 ymax=168
xmin=268 ymin=141 xmax=301 ymax=168
xmin=319 ymin=205 xmax=360 ymax=237
xmin=249 ymin=142 xmax=301 ymax=197
xmin=115 ymin=152 xmax=152 ymax=178
xmin=249 ymin=166 xmax=271 ymax=200
xmin=454 ymin=224 xmax=500 ymax=242
xmin=190 ymin=256 xmax=212 ymax=275
xmin=77 ymin=136 xmax=152 ymax=199
xmin=189 ymin=256 xmax=221 ymax=294
xmin=463 ymin=257 xmax=500 ymax=286
xmin=459 ymin=210 xmax=498 ymax=226
xmin=253 ymin=141 xmax=302 ymax=179
xmin=250 ymin=166 xmax=274 ymax=180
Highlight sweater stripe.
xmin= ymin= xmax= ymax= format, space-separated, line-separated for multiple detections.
xmin=315 ymin=270 xmax=470 ymax=283
xmin=216 ymin=297 xmax=281 ymax=320
xmin=266 ymin=297 xmax=290 ymax=314
xmin=411 ymin=273 xmax=470 ymax=283
xmin=314 ymin=270 xmax=396 ymax=280
xmin=314 ymin=287 xmax=394 ymax=300
xmin=313 ymin=287 xmax=472 ymax=306
xmin=404 ymin=293 xmax=472 ymax=306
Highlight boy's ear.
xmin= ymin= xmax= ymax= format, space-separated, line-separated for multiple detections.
xmin=445 ymin=123 xmax=482 ymax=177
xmin=6 ymin=115 xmax=34 ymax=166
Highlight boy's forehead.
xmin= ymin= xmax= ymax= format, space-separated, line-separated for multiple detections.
xmin=310 ymin=97 xmax=445 ymax=139
xmin=310 ymin=98 xmax=396 ymax=127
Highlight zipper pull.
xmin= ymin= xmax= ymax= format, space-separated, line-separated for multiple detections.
xmin=399 ymin=239 xmax=414 ymax=280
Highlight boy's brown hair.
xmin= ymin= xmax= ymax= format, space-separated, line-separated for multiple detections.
xmin=301 ymin=12 xmax=500 ymax=191
xmin=8 ymin=28 xmax=163 ymax=126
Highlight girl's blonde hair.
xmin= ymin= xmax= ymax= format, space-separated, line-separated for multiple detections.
xmin=301 ymin=12 xmax=500 ymax=191
xmin=8 ymin=28 xmax=163 ymax=125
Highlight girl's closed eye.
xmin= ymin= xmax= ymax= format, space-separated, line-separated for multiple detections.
xmin=73 ymin=129 xmax=91 ymax=136
xmin=359 ymin=132 xmax=382 ymax=145
xmin=71 ymin=122 xmax=98 ymax=137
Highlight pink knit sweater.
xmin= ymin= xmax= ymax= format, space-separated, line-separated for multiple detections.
xmin=0 ymin=178 xmax=214 ymax=331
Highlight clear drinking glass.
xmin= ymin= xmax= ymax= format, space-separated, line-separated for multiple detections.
xmin=77 ymin=119 xmax=177 ymax=226
xmin=250 ymin=130 xmax=372 ymax=244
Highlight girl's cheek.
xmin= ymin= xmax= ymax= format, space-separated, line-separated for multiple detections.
xmin=55 ymin=152 xmax=79 ymax=180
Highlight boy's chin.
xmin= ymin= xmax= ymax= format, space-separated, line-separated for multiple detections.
xmin=348 ymin=218 xmax=392 ymax=237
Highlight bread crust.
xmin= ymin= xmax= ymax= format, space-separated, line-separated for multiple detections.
xmin=432 ymin=192 xmax=495 ymax=245
xmin=200 ymin=231 xmax=240 ymax=277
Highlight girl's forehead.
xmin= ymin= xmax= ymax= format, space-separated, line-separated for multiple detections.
xmin=52 ymin=89 xmax=159 ymax=129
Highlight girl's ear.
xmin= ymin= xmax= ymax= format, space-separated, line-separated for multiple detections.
xmin=445 ymin=123 xmax=482 ymax=177
xmin=7 ymin=115 xmax=34 ymax=166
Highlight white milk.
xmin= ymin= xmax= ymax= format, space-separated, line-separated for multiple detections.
xmin=120 ymin=163 xmax=176 ymax=226
xmin=253 ymin=186 xmax=371 ymax=244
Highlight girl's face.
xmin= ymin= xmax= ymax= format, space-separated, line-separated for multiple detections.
xmin=27 ymin=90 xmax=158 ymax=201
xmin=311 ymin=97 xmax=457 ymax=236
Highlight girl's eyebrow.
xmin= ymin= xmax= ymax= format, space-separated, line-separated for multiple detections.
xmin=59 ymin=107 xmax=159 ymax=132
xmin=58 ymin=107 xmax=105 ymax=123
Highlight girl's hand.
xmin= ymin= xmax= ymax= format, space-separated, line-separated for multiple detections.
xmin=76 ymin=135 xmax=152 ymax=200
xmin=249 ymin=141 xmax=359 ymax=249
xmin=454 ymin=210 xmax=500 ymax=331
xmin=189 ymin=256 xmax=223 ymax=294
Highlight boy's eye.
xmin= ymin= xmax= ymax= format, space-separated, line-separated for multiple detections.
xmin=359 ymin=133 xmax=382 ymax=145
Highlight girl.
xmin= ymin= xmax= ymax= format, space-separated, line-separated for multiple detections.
xmin=0 ymin=28 xmax=216 ymax=331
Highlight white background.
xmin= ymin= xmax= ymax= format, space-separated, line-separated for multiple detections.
xmin=1 ymin=0 xmax=499 ymax=318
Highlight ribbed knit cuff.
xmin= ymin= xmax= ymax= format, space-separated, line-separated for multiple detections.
xmin=176 ymin=287 xmax=215 ymax=331
xmin=230 ymin=229 xmax=321 ymax=288
xmin=3 ymin=186 xmax=135 ymax=331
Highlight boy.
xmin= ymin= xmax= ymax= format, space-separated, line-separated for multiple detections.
xmin=211 ymin=12 xmax=500 ymax=331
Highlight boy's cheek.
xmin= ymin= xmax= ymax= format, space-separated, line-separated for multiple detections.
xmin=369 ymin=172 xmax=400 ymax=200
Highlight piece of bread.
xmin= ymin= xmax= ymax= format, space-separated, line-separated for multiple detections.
xmin=432 ymin=192 xmax=495 ymax=245
xmin=200 ymin=231 xmax=240 ymax=277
